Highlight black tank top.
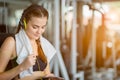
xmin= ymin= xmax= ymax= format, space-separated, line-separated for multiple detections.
xmin=33 ymin=56 xmax=47 ymax=71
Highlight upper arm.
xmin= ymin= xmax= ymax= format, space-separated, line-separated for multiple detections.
xmin=0 ymin=37 xmax=15 ymax=72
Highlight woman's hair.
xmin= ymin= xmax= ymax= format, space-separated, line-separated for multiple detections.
xmin=17 ymin=4 xmax=49 ymax=63
xmin=16 ymin=4 xmax=49 ymax=33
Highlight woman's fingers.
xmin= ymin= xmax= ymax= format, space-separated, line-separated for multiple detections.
xmin=21 ymin=54 xmax=37 ymax=70
xmin=30 ymin=54 xmax=37 ymax=65
xmin=45 ymin=73 xmax=55 ymax=77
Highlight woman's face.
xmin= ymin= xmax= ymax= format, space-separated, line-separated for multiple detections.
xmin=25 ymin=16 xmax=47 ymax=40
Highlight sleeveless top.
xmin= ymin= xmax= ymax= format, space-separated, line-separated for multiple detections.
xmin=5 ymin=35 xmax=47 ymax=80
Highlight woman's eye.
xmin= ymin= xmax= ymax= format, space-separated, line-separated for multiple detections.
xmin=33 ymin=26 xmax=37 ymax=29
xmin=42 ymin=26 xmax=46 ymax=29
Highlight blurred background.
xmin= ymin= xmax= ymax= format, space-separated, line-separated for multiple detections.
xmin=0 ymin=0 xmax=120 ymax=80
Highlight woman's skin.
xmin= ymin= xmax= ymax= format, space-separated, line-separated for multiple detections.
xmin=0 ymin=16 xmax=54 ymax=80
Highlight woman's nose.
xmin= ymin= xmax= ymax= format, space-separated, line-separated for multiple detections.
xmin=37 ymin=29 xmax=41 ymax=34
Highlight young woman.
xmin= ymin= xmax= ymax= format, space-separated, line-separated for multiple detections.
xmin=0 ymin=4 xmax=56 ymax=80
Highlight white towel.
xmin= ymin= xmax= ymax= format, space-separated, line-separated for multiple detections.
xmin=15 ymin=29 xmax=56 ymax=78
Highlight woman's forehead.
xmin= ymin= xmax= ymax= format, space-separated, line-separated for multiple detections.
xmin=29 ymin=17 xmax=47 ymax=26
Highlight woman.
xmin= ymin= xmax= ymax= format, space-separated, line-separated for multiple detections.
xmin=0 ymin=4 xmax=56 ymax=80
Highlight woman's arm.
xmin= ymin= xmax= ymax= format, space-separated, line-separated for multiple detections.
xmin=44 ymin=61 xmax=51 ymax=74
xmin=0 ymin=37 xmax=36 ymax=80
xmin=0 ymin=65 xmax=24 ymax=80
xmin=0 ymin=37 xmax=23 ymax=80
xmin=19 ymin=61 xmax=53 ymax=80
xmin=19 ymin=63 xmax=52 ymax=80
xmin=44 ymin=61 xmax=54 ymax=77
xmin=18 ymin=71 xmax=45 ymax=80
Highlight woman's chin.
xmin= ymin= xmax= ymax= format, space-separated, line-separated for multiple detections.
xmin=35 ymin=37 xmax=40 ymax=40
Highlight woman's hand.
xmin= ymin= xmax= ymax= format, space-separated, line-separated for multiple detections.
xmin=44 ymin=69 xmax=54 ymax=77
xmin=45 ymin=73 xmax=55 ymax=77
xmin=20 ymin=54 xmax=36 ymax=71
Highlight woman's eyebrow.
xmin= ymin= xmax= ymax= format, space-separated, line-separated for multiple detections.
xmin=34 ymin=24 xmax=47 ymax=28
xmin=34 ymin=25 xmax=40 ymax=28
xmin=42 ymin=24 xmax=47 ymax=27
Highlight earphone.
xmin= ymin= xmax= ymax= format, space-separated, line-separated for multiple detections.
xmin=23 ymin=19 xmax=27 ymax=30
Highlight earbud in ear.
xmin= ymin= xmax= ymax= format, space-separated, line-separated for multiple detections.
xmin=23 ymin=18 xmax=27 ymax=30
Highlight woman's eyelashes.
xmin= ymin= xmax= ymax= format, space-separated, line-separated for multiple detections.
xmin=41 ymin=25 xmax=46 ymax=29
xmin=32 ymin=25 xmax=46 ymax=30
xmin=32 ymin=25 xmax=39 ymax=29
xmin=33 ymin=26 xmax=37 ymax=29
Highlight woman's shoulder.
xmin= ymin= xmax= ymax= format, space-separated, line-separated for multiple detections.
xmin=0 ymin=36 xmax=16 ymax=60
xmin=4 ymin=36 xmax=15 ymax=44
xmin=0 ymin=33 xmax=15 ymax=47
xmin=1 ymin=36 xmax=16 ymax=50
